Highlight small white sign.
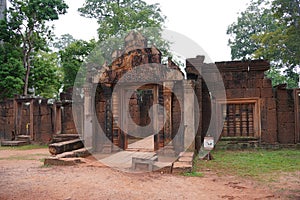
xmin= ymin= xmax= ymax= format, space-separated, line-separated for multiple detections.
xmin=204 ymin=136 xmax=214 ymax=151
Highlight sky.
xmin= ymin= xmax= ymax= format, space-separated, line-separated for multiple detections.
xmin=53 ymin=0 xmax=250 ymax=62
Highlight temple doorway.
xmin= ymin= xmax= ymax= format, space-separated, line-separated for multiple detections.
xmin=113 ymin=84 xmax=162 ymax=152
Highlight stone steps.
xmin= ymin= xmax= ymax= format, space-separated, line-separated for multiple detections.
xmin=16 ymin=135 xmax=31 ymax=143
xmin=171 ymin=151 xmax=194 ymax=174
xmin=50 ymin=134 xmax=80 ymax=143
xmin=0 ymin=135 xmax=31 ymax=147
xmin=44 ymin=147 xmax=91 ymax=166
xmin=1 ymin=140 xmax=29 ymax=147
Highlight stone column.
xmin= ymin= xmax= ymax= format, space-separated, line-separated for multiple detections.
xmin=29 ymin=99 xmax=34 ymax=140
xmin=55 ymin=105 xmax=62 ymax=134
xmin=102 ymin=86 xmax=113 ymax=153
xmin=163 ymin=82 xmax=173 ymax=145
xmin=84 ymin=85 xmax=93 ymax=148
xmin=161 ymin=82 xmax=176 ymax=156
xmin=13 ymin=97 xmax=18 ymax=138
xmin=183 ymin=80 xmax=195 ymax=151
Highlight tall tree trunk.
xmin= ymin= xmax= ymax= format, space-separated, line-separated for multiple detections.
xmin=23 ymin=62 xmax=30 ymax=96
xmin=23 ymin=30 xmax=33 ymax=96
xmin=23 ymin=51 xmax=31 ymax=96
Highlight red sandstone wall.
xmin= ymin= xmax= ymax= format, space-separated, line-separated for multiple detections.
xmin=0 ymin=100 xmax=14 ymax=140
xmin=32 ymin=99 xmax=54 ymax=143
xmin=61 ymin=103 xmax=78 ymax=135
xmin=216 ymin=61 xmax=278 ymax=144
xmin=275 ymin=89 xmax=295 ymax=144
xmin=0 ymin=98 xmax=62 ymax=144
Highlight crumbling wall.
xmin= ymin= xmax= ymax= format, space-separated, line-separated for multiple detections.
xmin=0 ymin=100 xmax=14 ymax=140
xmin=275 ymin=88 xmax=295 ymax=144
xmin=216 ymin=60 xmax=277 ymax=144
xmin=60 ymin=90 xmax=81 ymax=136
xmin=0 ymin=97 xmax=63 ymax=144
xmin=61 ymin=102 xmax=78 ymax=135
xmin=32 ymin=99 xmax=54 ymax=143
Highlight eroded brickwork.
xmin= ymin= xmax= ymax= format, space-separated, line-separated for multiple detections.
xmin=0 ymin=100 xmax=14 ymax=139
xmin=275 ymin=88 xmax=295 ymax=143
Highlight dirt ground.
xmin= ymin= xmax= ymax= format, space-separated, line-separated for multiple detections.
xmin=0 ymin=148 xmax=299 ymax=200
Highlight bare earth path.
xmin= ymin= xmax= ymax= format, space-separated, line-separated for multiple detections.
xmin=0 ymin=148 xmax=297 ymax=200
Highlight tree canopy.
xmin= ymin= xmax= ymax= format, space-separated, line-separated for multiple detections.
xmin=227 ymin=0 xmax=300 ymax=88
xmin=59 ymin=39 xmax=97 ymax=90
xmin=0 ymin=42 xmax=24 ymax=99
xmin=29 ymin=51 xmax=62 ymax=98
xmin=78 ymin=0 xmax=169 ymax=61
xmin=0 ymin=0 xmax=68 ymax=97
xmin=79 ymin=0 xmax=166 ymax=42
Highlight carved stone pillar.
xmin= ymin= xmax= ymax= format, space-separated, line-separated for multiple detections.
xmin=183 ymin=80 xmax=196 ymax=151
xmin=84 ymin=85 xmax=93 ymax=148
xmin=163 ymin=82 xmax=173 ymax=146
xmin=29 ymin=99 xmax=34 ymax=140
xmin=102 ymin=86 xmax=113 ymax=153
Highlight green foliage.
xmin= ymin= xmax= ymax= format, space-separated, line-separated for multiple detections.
xmin=79 ymin=0 xmax=165 ymax=41
xmin=52 ymin=33 xmax=76 ymax=51
xmin=0 ymin=0 xmax=68 ymax=96
xmin=254 ymin=0 xmax=300 ymax=68
xmin=60 ymin=39 xmax=97 ymax=90
xmin=266 ymin=67 xmax=299 ymax=88
xmin=29 ymin=51 xmax=62 ymax=98
xmin=227 ymin=0 xmax=300 ymax=88
xmin=227 ymin=0 xmax=276 ymax=60
xmin=79 ymin=0 xmax=169 ymax=60
xmin=0 ymin=43 xmax=25 ymax=99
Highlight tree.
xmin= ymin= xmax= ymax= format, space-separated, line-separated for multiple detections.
xmin=227 ymin=0 xmax=277 ymax=60
xmin=0 ymin=0 xmax=68 ymax=96
xmin=79 ymin=0 xmax=165 ymax=42
xmin=0 ymin=42 xmax=24 ymax=99
xmin=29 ymin=51 xmax=62 ymax=98
xmin=254 ymin=0 xmax=300 ymax=68
xmin=78 ymin=0 xmax=169 ymax=61
xmin=60 ymin=39 xmax=96 ymax=90
xmin=227 ymin=0 xmax=300 ymax=88
xmin=52 ymin=33 xmax=76 ymax=51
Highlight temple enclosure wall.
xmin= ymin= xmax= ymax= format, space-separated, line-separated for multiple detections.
xmin=0 ymin=58 xmax=299 ymax=147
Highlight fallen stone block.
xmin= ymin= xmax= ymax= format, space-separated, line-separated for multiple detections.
xmin=48 ymin=139 xmax=84 ymax=155
xmin=1 ymin=140 xmax=29 ymax=147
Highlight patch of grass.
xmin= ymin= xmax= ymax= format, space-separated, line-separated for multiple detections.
xmin=183 ymin=171 xmax=204 ymax=177
xmin=0 ymin=153 xmax=49 ymax=161
xmin=0 ymin=155 xmax=35 ymax=160
xmin=195 ymin=149 xmax=300 ymax=181
xmin=0 ymin=144 xmax=48 ymax=150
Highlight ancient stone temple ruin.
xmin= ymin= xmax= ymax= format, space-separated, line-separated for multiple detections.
xmin=80 ymin=32 xmax=199 ymax=162
xmin=1 ymin=32 xmax=299 ymax=160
